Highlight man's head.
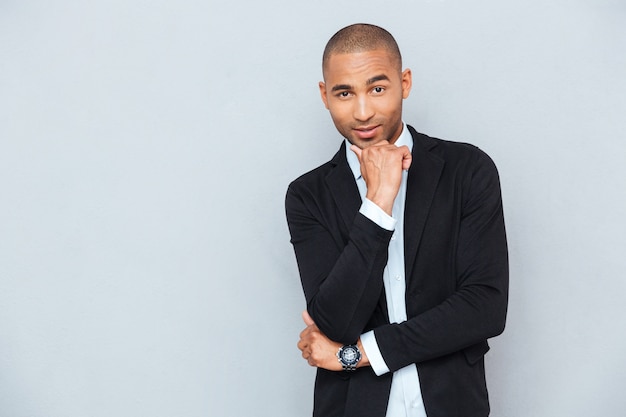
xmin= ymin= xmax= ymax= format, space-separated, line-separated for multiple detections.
xmin=319 ymin=24 xmax=412 ymax=149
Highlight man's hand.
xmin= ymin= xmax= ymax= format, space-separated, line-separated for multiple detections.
xmin=298 ymin=311 xmax=342 ymax=371
xmin=297 ymin=311 xmax=369 ymax=371
xmin=351 ymin=141 xmax=412 ymax=216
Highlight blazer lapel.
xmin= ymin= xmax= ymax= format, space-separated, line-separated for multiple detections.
xmin=323 ymin=132 xmax=444 ymax=281
xmin=404 ymin=127 xmax=445 ymax=279
xmin=325 ymin=142 xmax=362 ymax=233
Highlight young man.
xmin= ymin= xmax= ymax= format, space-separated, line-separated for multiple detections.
xmin=286 ymin=24 xmax=508 ymax=417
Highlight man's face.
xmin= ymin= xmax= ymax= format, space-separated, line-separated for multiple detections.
xmin=319 ymin=49 xmax=412 ymax=149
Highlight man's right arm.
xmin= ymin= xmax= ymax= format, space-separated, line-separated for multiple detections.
xmin=286 ymin=142 xmax=410 ymax=345
xmin=286 ymin=183 xmax=392 ymax=345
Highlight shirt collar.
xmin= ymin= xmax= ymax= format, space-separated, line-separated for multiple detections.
xmin=345 ymin=123 xmax=413 ymax=180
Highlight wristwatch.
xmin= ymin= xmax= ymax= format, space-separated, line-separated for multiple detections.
xmin=337 ymin=344 xmax=361 ymax=371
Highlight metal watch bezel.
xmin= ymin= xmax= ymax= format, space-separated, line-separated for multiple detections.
xmin=337 ymin=344 xmax=361 ymax=371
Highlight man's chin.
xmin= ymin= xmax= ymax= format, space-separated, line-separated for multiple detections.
xmin=347 ymin=136 xmax=384 ymax=149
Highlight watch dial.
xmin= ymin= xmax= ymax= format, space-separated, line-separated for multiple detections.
xmin=344 ymin=348 xmax=357 ymax=362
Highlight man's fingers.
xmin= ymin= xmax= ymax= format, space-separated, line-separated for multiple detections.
xmin=297 ymin=337 xmax=307 ymax=352
xmin=302 ymin=310 xmax=315 ymax=326
xmin=299 ymin=325 xmax=313 ymax=341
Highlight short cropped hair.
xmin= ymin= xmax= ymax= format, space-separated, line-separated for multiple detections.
xmin=322 ymin=24 xmax=402 ymax=73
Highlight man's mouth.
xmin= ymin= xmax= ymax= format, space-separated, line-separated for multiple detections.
xmin=353 ymin=125 xmax=380 ymax=139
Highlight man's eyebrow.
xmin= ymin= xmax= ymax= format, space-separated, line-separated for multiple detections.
xmin=331 ymin=84 xmax=353 ymax=92
xmin=330 ymin=75 xmax=390 ymax=92
xmin=367 ymin=74 xmax=390 ymax=85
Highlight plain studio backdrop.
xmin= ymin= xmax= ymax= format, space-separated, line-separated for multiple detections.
xmin=1 ymin=0 xmax=625 ymax=416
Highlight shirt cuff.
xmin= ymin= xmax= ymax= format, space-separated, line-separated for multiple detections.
xmin=360 ymin=330 xmax=391 ymax=376
xmin=359 ymin=198 xmax=396 ymax=231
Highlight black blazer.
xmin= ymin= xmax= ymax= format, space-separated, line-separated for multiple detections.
xmin=286 ymin=126 xmax=508 ymax=417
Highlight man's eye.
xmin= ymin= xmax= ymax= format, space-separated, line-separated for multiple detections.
xmin=338 ymin=91 xmax=350 ymax=98
xmin=373 ymin=87 xmax=384 ymax=94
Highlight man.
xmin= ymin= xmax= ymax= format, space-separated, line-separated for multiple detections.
xmin=285 ymin=23 xmax=508 ymax=417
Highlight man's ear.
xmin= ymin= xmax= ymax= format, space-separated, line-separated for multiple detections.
xmin=319 ymin=81 xmax=329 ymax=109
xmin=401 ymin=68 xmax=413 ymax=99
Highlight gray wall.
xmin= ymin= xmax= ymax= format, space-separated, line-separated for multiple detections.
xmin=1 ymin=0 xmax=625 ymax=416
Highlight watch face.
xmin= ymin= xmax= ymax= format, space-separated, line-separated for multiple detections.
xmin=341 ymin=346 xmax=360 ymax=365
xmin=343 ymin=347 xmax=358 ymax=362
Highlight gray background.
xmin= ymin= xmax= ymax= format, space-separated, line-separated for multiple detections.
xmin=1 ymin=0 xmax=625 ymax=416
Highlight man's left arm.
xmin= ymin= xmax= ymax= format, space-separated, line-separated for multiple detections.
xmin=372 ymin=149 xmax=508 ymax=371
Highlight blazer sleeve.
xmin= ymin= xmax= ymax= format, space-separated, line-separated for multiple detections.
xmin=374 ymin=148 xmax=509 ymax=371
xmin=286 ymin=180 xmax=392 ymax=344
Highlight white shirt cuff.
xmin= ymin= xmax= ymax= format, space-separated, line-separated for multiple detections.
xmin=360 ymin=330 xmax=391 ymax=376
xmin=359 ymin=198 xmax=396 ymax=231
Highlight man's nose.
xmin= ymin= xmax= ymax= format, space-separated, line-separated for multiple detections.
xmin=353 ymin=96 xmax=374 ymax=122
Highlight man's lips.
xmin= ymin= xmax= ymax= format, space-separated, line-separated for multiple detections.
xmin=353 ymin=125 xmax=380 ymax=139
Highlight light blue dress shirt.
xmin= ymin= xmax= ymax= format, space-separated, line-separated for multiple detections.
xmin=345 ymin=124 xmax=428 ymax=417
